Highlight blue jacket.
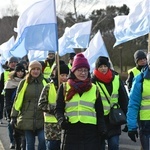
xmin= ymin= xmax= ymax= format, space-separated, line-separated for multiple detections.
xmin=127 ymin=66 xmax=150 ymax=132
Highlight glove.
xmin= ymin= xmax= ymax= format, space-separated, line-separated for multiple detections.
xmin=128 ymin=130 xmax=138 ymax=142
xmin=99 ymin=129 xmax=108 ymax=139
xmin=10 ymin=117 xmax=17 ymax=127
xmin=59 ymin=117 xmax=71 ymax=130
xmin=122 ymin=124 xmax=128 ymax=132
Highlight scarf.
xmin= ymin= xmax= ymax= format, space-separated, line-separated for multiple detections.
xmin=66 ymin=78 xmax=92 ymax=101
xmin=93 ymin=69 xmax=113 ymax=83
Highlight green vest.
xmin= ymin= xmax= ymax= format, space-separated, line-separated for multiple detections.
xmin=96 ymin=75 xmax=120 ymax=115
xmin=140 ymin=79 xmax=150 ymax=120
xmin=43 ymin=62 xmax=55 ymax=79
xmin=128 ymin=67 xmax=140 ymax=77
xmin=65 ymin=83 xmax=97 ymax=125
xmin=44 ymin=82 xmax=57 ymax=123
xmin=14 ymin=80 xmax=47 ymax=111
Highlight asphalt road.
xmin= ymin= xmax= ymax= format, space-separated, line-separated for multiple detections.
xmin=0 ymin=119 xmax=141 ymax=150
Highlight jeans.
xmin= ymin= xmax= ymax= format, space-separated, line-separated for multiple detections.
xmin=25 ymin=129 xmax=46 ymax=150
xmin=8 ymin=122 xmax=15 ymax=144
xmin=101 ymin=135 xmax=119 ymax=150
xmin=46 ymin=140 xmax=61 ymax=150
xmin=140 ymin=131 xmax=150 ymax=150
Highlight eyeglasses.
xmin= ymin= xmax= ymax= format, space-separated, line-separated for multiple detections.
xmin=76 ymin=69 xmax=88 ymax=73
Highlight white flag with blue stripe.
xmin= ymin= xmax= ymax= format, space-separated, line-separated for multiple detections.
xmin=113 ymin=0 xmax=150 ymax=47
xmin=82 ymin=30 xmax=110 ymax=73
xmin=59 ymin=20 xmax=92 ymax=56
xmin=10 ymin=0 xmax=58 ymax=58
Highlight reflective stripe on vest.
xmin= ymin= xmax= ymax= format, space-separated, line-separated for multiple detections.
xmin=128 ymin=67 xmax=140 ymax=77
xmin=96 ymin=75 xmax=119 ymax=115
xmin=14 ymin=80 xmax=47 ymax=111
xmin=140 ymin=79 xmax=150 ymax=120
xmin=65 ymin=83 xmax=97 ymax=125
xmin=44 ymin=83 xmax=57 ymax=123
xmin=43 ymin=62 xmax=55 ymax=79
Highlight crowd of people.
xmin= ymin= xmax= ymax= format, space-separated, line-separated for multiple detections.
xmin=0 ymin=50 xmax=150 ymax=150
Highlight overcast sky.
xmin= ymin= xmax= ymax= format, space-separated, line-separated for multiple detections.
xmin=0 ymin=0 xmax=133 ymax=18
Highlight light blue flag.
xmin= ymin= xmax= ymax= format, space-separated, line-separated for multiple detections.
xmin=59 ymin=20 xmax=92 ymax=56
xmin=82 ymin=30 xmax=112 ymax=73
xmin=113 ymin=0 xmax=150 ymax=47
xmin=10 ymin=0 xmax=58 ymax=58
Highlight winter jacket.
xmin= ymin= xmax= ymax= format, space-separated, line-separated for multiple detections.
xmin=11 ymin=74 xmax=46 ymax=130
xmin=55 ymin=83 xmax=106 ymax=150
xmin=127 ymin=66 xmax=150 ymax=133
xmin=92 ymin=70 xmax=129 ymax=138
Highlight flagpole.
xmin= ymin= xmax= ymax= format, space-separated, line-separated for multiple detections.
xmin=148 ymin=33 xmax=150 ymax=53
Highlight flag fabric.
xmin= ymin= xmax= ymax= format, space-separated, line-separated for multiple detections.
xmin=113 ymin=0 xmax=150 ymax=47
xmin=28 ymin=50 xmax=48 ymax=62
xmin=59 ymin=20 xmax=92 ymax=56
xmin=82 ymin=30 xmax=111 ymax=73
xmin=10 ymin=0 xmax=58 ymax=58
xmin=0 ymin=36 xmax=14 ymax=62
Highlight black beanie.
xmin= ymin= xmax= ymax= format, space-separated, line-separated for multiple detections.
xmin=95 ymin=56 xmax=110 ymax=69
xmin=68 ymin=53 xmax=76 ymax=60
xmin=15 ymin=63 xmax=25 ymax=73
xmin=134 ymin=50 xmax=146 ymax=64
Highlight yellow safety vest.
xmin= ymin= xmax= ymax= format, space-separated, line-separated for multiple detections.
xmin=96 ymin=75 xmax=120 ymax=115
xmin=68 ymin=63 xmax=72 ymax=69
xmin=43 ymin=62 xmax=55 ymax=79
xmin=14 ymin=80 xmax=47 ymax=111
xmin=64 ymin=83 xmax=97 ymax=125
xmin=140 ymin=79 xmax=150 ymax=120
xmin=44 ymin=82 xmax=58 ymax=123
xmin=128 ymin=67 xmax=140 ymax=77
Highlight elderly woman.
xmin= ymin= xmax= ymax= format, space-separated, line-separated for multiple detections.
xmin=55 ymin=53 xmax=106 ymax=150
xmin=11 ymin=60 xmax=47 ymax=150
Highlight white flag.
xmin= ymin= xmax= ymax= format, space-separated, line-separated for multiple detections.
xmin=28 ymin=50 xmax=48 ymax=62
xmin=113 ymin=0 xmax=150 ymax=47
xmin=59 ymin=20 xmax=92 ymax=56
xmin=82 ymin=30 xmax=110 ymax=73
xmin=0 ymin=36 xmax=14 ymax=62
xmin=10 ymin=0 xmax=58 ymax=58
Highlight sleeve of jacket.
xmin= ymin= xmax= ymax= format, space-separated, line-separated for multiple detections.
xmin=95 ymin=91 xmax=107 ymax=133
xmin=10 ymin=79 xmax=25 ymax=118
xmin=126 ymin=71 xmax=134 ymax=92
xmin=54 ymin=84 xmax=66 ymax=123
xmin=127 ymin=74 xmax=142 ymax=131
xmin=118 ymin=78 xmax=129 ymax=115
xmin=38 ymin=84 xmax=55 ymax=113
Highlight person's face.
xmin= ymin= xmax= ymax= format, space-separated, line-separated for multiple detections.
xmin=98 ymin=65 xmax=109 ymax=74
xmin=74 ymin=67 xmax=88 ymax=81
xmin=137 ymin=58 xmax=147 ymax=66
xmin=8 ymin=62 xmax=18 ymax=69
xmin=30 ymin=68 xmax=41 ymax=78
xmin=59 ymin=74 xmax=68 ymax=83
xmin=48 ymin=53 xmax=55 ymax=59
xmin=16 ymin=71 xmax=24 ymax=78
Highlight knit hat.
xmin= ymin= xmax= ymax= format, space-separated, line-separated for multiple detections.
xmin=71 ymin=53 xmax=90 ymax=72
xmin=8 ymin=57 xmax=18 ymax=64
xmin=55 ymin=60 xmax=69 ymax=75
xmin=15 ymin=63 xmax=25 ymax=73
xmin=95 ymin=56 xmax=110 ymax=69
xmin=134 ymin=50 xmax=147 ymax=64
xmin=68 ymin=53 xmax=76 ymax=60
xmin=28 ymin=60 xmax=42 ymax=72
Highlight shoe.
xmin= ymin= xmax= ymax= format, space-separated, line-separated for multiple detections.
xmin=9 ymin=143 xmax=15 ymax=149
